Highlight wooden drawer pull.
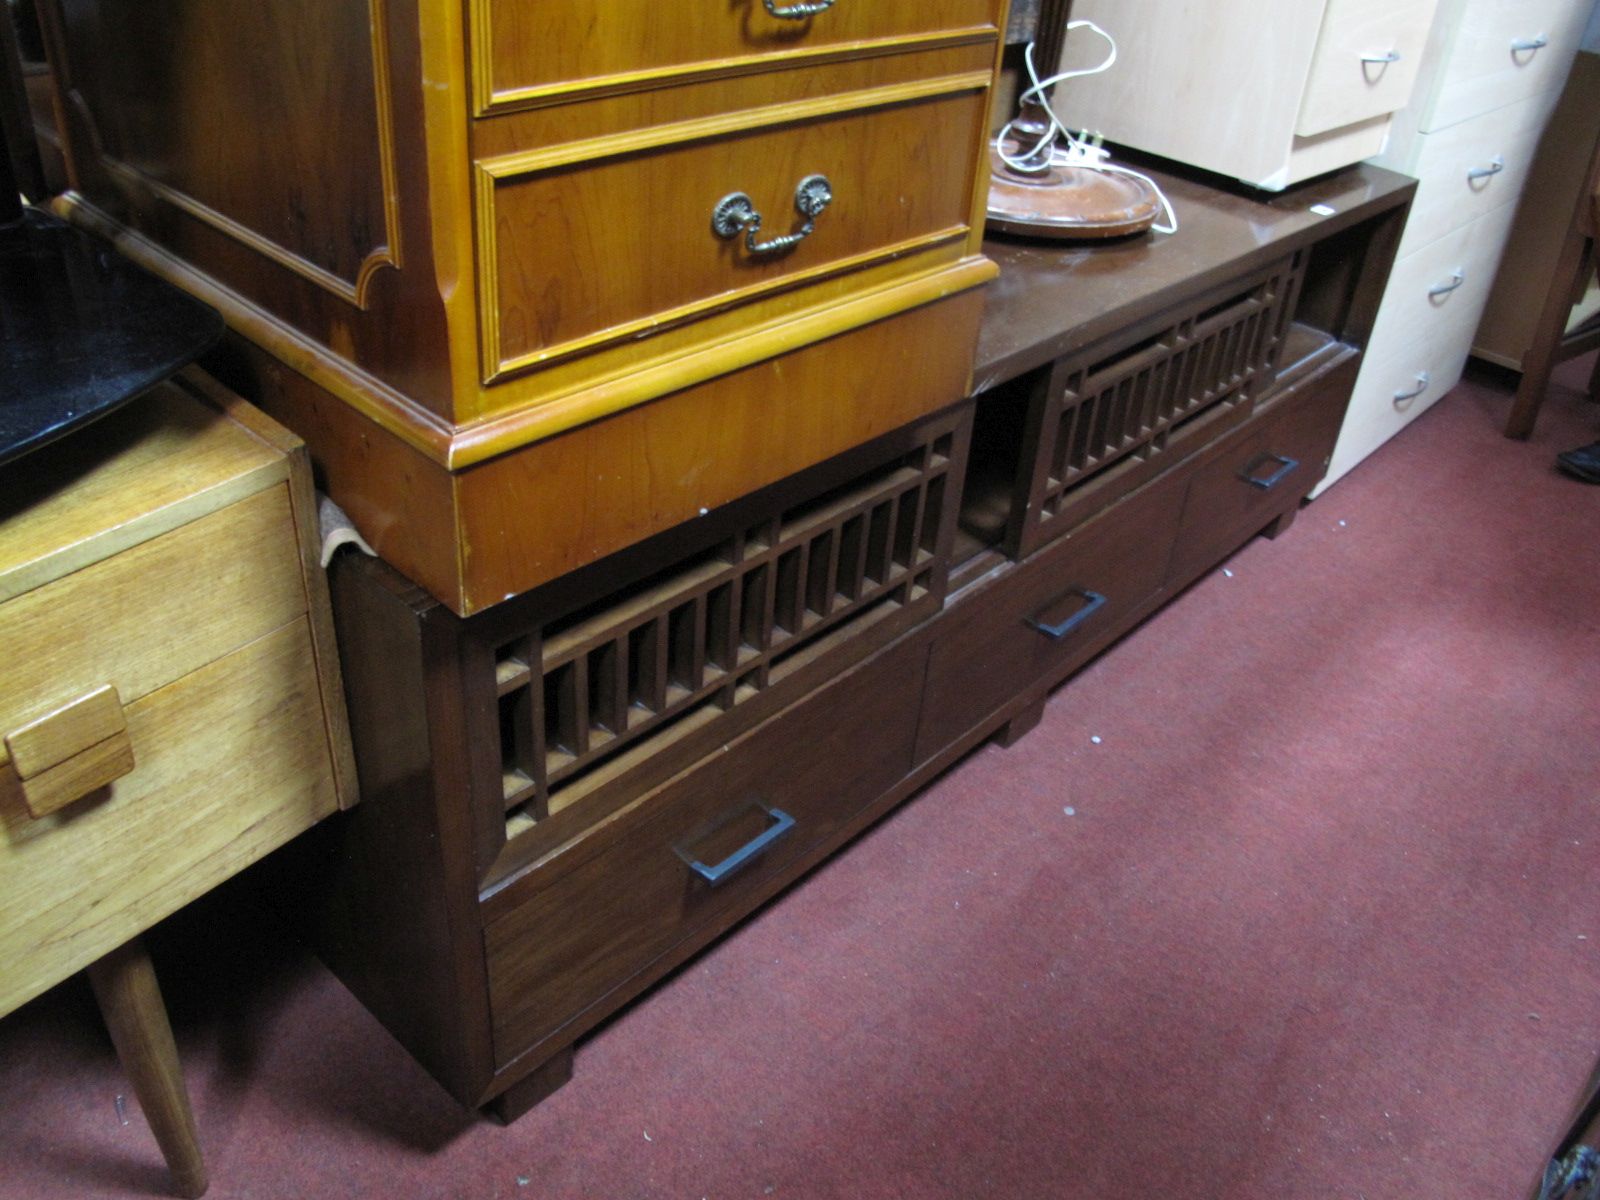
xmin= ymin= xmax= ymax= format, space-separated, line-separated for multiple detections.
xmin=712 ymin=175 xmax=833 ymax=257
xmin=676 ymin=804 xmax=796 ymax=887
xmin=763 ymin=0 xmax=836 ymax=19
xmin=1026 ymin=588 xmax=1108 ymax=641
xmin=1237 ymin=453 xmax=1300 ymax=491
xmin=5 ymin=685 xmax=135 ymax=819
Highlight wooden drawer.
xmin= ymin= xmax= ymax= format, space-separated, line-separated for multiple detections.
xmin=482 ymin=634 xmax=926 ymax=1066
xmin=1297 ymin=0 xmax=1440 ymax=138
xmin=476 ymin=87 xmax=989 ymax=385
xmin=1168 ymin=357 xmax=1357 ymax=584
xmin=1394 ymin=90 xmax=1557 ymax=256
xmin=468 ymin=0 xmax=1003 ymax=117
xmin=917 ymin=468 xmax=1185 ymax=760
xmin=1010 ymin=257 xmax=1303 ymax=559
xmin=485 ymin=412 xmax=965 ymax=875
xmin=0 ymin=621 xmax=339 ymax=1016
xmin=1420 ymin=0 xmax=1591 ymax=132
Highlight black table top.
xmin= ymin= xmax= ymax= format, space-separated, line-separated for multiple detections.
xmin=1 ymin=207 xmax=223 ymax=468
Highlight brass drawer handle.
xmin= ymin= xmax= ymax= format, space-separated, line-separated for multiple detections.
xmin=712 ymin=174 xmax=833 ymax=257
xmin=763 ymin=0 xmax=837 ymax=18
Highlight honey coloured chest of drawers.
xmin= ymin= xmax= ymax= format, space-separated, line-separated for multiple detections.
xmin=38 ymin=0 xmax=1009 ymax=614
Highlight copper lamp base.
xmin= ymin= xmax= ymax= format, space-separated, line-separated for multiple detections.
xmin=984 ymin=143 xmax=1161 ymax=240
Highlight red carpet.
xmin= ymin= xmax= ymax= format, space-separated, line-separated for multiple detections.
xmin=4 ymin=358 xmax=1600 ymax=1199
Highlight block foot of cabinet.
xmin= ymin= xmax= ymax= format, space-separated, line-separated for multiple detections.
xmin=86 ymin=937 xmax=208 ymax=1200
xmin=992 ymin=698 xmax=1047 ymax=748
xmin=488 ymin=1048 xmax=576 ymax=1125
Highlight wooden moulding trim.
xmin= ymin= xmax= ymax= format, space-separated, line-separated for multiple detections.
xmin=479 ymin=226 xmax=971 ymax=382
xmin=475 ymin=71 xmax=995 ymax=180
xmin=467 ymin=21 xmax=1000 ymax=117
xmin=87 ymin=0 xmax=403 ymax=309
xmin=53 ymin=193 xmax=457 ymax=464
xmin=51 ymin=198 xmax=994 ymax=473
xmin=449 ymin=255 xmax=998 ymax=469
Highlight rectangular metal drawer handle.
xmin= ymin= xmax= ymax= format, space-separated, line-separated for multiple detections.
xmin=677 ymin=804 xmax=796 ymax=887
xmin=1026 ymin=588 xmax=1108 ymax=641
xmin=1238 ymin=453 xmax=1300 ymax=491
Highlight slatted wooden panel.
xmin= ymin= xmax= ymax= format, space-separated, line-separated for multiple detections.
xmin=1028 ymin=254 xmax=1303 ymax=545
xmin=493 ymin=429 xmax=957 ymax=825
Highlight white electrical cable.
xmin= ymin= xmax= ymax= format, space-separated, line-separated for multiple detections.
xmin=995 ymin=20 xmax=1178 ymax=236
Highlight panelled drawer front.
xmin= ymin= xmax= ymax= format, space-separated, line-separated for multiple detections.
xmin=0 ymin=486 xmax=307 ymax=761
xmin=1320 ymin=208 xmax=1518 ymax=491
xmin=1296 ymin=0 xmax=1439 ymax=138
xmin=477 ymin=88 xmax=988 ymax=384
xmin=1169 ymin=359 xmax=1357 ymax=585
xmin=1322 ymin=316 xmax=1478 ymax=490
xmin=484 ymin=636 xmax=925 ymax=1065
xmin=1422 ymin=0 xmax=1590 ymax=132
xmin=1362 ymin=203 xmax=1518 ymax=371
xmin=470 ymin=0 xmax=1002 ymax=116
xmin=0 ymin=619 xmax=339 ymax=1016
xmin=918 ymin=469 xmax=1186 ymax=759
xmin=1395 ymin=90 xmax=1556 ymax=256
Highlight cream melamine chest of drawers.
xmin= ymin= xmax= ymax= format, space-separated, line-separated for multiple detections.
xmin=1057 ymin=0 xmax=1441 ymax=190
xmin=1319 ymin=0 xmax=1595 ymax=492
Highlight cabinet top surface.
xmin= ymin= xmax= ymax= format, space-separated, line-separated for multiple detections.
xmin=973 ymin=162 xmax=1416 ymax=390
xmin=0 ymin=378 xmax=287 ymax=601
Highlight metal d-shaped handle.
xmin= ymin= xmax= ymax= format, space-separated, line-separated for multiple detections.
xmin=677 ymin=804 xmax=797 ymax=886
xmin=1394 ymin=371 xmax=1430 ymax=406
xmin=713 ymin=174 xmax=833 ymax=257
xmin=1238 ymin=453 xmax=1300 ymax=491
xmin=1026 ymin=588 xmax=1108 ymax=640
xmin=763 ymin=0 xmax=838 ymax=18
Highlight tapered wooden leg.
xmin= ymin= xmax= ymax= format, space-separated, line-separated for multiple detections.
xmin=488 ymin=1046 xmax=575 ymax=1124
xmin=86 ymin=937 xmax=208 ymax=1199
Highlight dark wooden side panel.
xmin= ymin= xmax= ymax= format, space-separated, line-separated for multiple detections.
xmin=279 ymin=555 xmax=495 ymax=1107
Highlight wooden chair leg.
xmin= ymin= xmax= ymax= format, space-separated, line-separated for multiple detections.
xmin=86 ymin=937 xmax=208 ymax=1199
xmin=1506 ymin=231 xmax=1593 ymax=439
